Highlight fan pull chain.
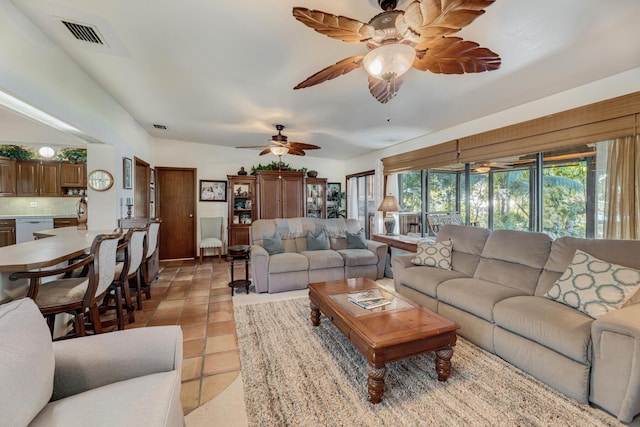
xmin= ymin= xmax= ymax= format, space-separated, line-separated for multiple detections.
xmin=386 ymin=76 xmax=396 ymax=123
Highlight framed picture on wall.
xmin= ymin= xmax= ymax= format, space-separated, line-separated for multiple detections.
xmin=327 ymin=182 xmax=341 ymax=199
xmin=199 ymin=179 xmax=227 ymax=202
xmin=123 ymin=157 xmax=133 ymax=189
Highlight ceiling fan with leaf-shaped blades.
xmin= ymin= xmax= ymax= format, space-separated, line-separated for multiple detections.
xmin=292 ymin=0 xmax=501 ymax=103
xmin=237 ymin=124 xmax=321 ymax=156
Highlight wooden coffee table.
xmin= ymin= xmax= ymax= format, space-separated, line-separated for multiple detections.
xmin=308 ymin=277 xmax=460 ymax=403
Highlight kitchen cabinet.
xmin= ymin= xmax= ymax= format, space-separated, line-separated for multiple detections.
xmin=255 ymin=170 xmax=304 ymax=219
xmin=0 ymin=219 xmax=16 ymax=247
xmin=17 ymin=161 xmax=60 ymax=197
xmin=227 ymin=175 xmax=256 ymax=246
xmin=305 ymin=178 xmax=327 ymax=218
xmin=0 ymin=159 xmax=16 ymax=197
xmin=53 ymin=217 xmax=78 ymax=228
xmin=60 ymin=162 xmax=86 ymax=188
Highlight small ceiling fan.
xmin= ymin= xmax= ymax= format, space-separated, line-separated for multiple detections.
xmin=472 ymin=162 xmax=511 ymax=173
xmin=237 ymin=124 xmax=321 ymax=156
xmin=292 ymin=0 xmax=501 ymax=103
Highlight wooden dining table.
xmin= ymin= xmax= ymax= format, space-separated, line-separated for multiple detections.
xmin=0 ymin=227 xmax=114 ymax=303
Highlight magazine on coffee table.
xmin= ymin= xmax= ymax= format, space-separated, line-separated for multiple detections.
xmin=348 ymin=289 xmax=391 ymax=309
xmin=351 ymin=297 xmax=391 ymax=310
xmin=348 ymin=289 xmax=383 ymax=303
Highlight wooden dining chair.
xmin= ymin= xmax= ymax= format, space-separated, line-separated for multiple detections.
xmin=137 ymin=218 xmax=161 ymax=307
xmin=9 ymin=231 xmax=122 ymax=339
xmin=114 ymin=226 xmax=148 ymax=324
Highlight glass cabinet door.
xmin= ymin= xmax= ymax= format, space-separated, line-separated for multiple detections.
xmin=306 ymin=178 xmax=327 ymax=218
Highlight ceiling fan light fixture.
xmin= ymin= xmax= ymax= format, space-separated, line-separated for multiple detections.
xmin=475 ymin=166 xmax=491 ymax=173
xmin=363 ymin=43 xmax=415 ymax=81
xmin=270 ymin=145 xmax=289 ymax=156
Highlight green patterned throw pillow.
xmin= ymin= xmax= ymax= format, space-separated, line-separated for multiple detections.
xmin=306 ymin=228 xmax=329 ymax=251
xmin=544 ymin=249 xmax=640 ymax=319
xmin=262 ymin=232 xmax=284 ymax=255
xmin=411 ymin=240 xmax=453 ymax=270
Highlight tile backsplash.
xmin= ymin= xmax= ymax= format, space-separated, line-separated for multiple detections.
xmin=0 ymin=197 xmax=80 ymax=216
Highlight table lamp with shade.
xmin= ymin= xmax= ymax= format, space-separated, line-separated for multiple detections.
xmin=378 ymin=195 xmax=400 ymax=235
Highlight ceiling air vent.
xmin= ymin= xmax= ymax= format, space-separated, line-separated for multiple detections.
xmin=61 ymin=20 xmax=104 ymax=45
xmin=153 ymin=124 xmax=167 ymax=130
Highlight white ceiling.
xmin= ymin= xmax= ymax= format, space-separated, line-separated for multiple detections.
xmin=7 ymin=0 xmax=640 ymax=160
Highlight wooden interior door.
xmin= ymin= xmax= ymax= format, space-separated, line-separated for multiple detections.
xmin=134 ymin=157 xmax=150 ymax=218
xmin=156 ymin=167 xmax=196 ymax=260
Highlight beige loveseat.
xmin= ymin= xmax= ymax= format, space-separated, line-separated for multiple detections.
xmin=391 ymin=224 xmax=640 ymax=423
xmin=250 ymin=217 xmax=388 ymax=293
xmin=0 ymin=298 xmax=184 ymax=427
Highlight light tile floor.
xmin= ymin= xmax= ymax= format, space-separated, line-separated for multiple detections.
xmin=124 ymin=257 xmax=242 ymax=415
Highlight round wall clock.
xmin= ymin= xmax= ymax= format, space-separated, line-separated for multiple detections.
xmin=87 ymin=169 xmax=114 ymax=191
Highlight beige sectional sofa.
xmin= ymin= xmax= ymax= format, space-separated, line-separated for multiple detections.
xmin=0 ymin=298 xmax=184 ymax=427
xmin=391 ymin=225 xmax=640 ymax=423
xmin=250 ymin=217 xmax=388 ymax=293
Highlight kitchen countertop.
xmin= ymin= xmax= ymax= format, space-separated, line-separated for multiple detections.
xmin=0 ymin=227 xmax=105 ymax=272
xmin=0 ymin=215 xmax=77 ymax=219
xmin=0 ymin=227 xmax=121 ymax=303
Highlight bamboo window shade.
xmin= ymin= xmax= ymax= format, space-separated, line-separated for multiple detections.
xmin=382 ymin=140 xmax=458 ymax=174
xmin=382 ymin=91 xmax=640 ymax=175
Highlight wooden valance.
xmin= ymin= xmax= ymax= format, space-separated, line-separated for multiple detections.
xmin=382 ymin=91 xmax=640 ymax=174
xmin=382 ymin=140 xmax=458 ymax=175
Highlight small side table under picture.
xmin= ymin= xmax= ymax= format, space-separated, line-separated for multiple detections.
xmin=228 ymin=245 xmax=251 ymax=295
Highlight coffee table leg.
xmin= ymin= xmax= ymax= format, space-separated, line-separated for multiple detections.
xmin=435 ymin=348 xmax=454 ymax=381
xmin=366 ymin=362 xmax=386 ymax=404
xmin=310 ymin=301 xmax=320 ymax=327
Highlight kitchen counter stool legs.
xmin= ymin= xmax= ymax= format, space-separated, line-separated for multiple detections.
xmin=228 ymin=245 xmax=251 ymax=295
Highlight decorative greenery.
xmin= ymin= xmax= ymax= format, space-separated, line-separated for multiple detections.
xmin=0 ymin=144 xmax=35 ymax=160
xmin=250 ymin=161 xmax=307 ymax=174
xmin=57 ymin=148 xmax=87 ymax=163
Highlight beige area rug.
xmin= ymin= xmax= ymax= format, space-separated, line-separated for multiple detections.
xmin=236 ymin=297 xmax=621 ymax=427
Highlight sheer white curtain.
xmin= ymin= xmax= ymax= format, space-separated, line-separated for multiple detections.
xmin=347 ymin=177 xmax=358 ymax=220
xmin=604 ymin=135 xmax=640 ymax=239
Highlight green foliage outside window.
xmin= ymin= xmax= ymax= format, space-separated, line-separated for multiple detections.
xmin=398 ymin=159 xmax=588 ymax=238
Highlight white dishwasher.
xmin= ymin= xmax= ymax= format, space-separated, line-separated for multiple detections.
xmin=15 ymin=217 xmax=54 ymax=244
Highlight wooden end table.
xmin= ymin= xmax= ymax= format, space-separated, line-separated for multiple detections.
xmin=308 ymin=277 xmax=459 ymax=403
xmin=227 ymin=245 xmax=251 ymax=295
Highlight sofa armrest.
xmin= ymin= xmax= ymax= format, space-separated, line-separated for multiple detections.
xmin=591 ymin=304 xmax=640 ymax=422
xmin=250 ymin=244 xmax=269 ymax=293
xmin=391 ymin=253 xmax=416 ymax=270
xmin=366 ymin=240 xmax=388 ymax=279
xmin=390 ymin=254 xmax=416 ymax=289
xmin=51 ymin=325 xmax=183 ymax=401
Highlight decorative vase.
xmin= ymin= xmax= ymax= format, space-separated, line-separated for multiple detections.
xmin=237 ymin=166 xmax=248 ymax=175
xmin=307 ymin=170 xmax=318 ymax=178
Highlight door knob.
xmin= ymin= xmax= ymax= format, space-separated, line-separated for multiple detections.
xmin=189 ymin=214 xmax=193 ymax=218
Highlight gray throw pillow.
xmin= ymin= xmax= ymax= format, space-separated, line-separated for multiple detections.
xmin=307 ymin=228 xmax=329 ymax=251
xmin=262 ymin=232 xmax=284 ymax=255
xmin=346 ymin=229 xmax=367 ymax=249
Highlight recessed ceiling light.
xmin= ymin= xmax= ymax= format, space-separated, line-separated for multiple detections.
xmin=38 ymin=146 xmax=55 ymax=158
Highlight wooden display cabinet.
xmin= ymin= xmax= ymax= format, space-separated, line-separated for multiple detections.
xmin=305 ymin=177 xmax=327 ymax=218
xmin=255 ymin=170 xmax=304 ymax=219
xmin=228 ymin=175 xmax=256 ymax=246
